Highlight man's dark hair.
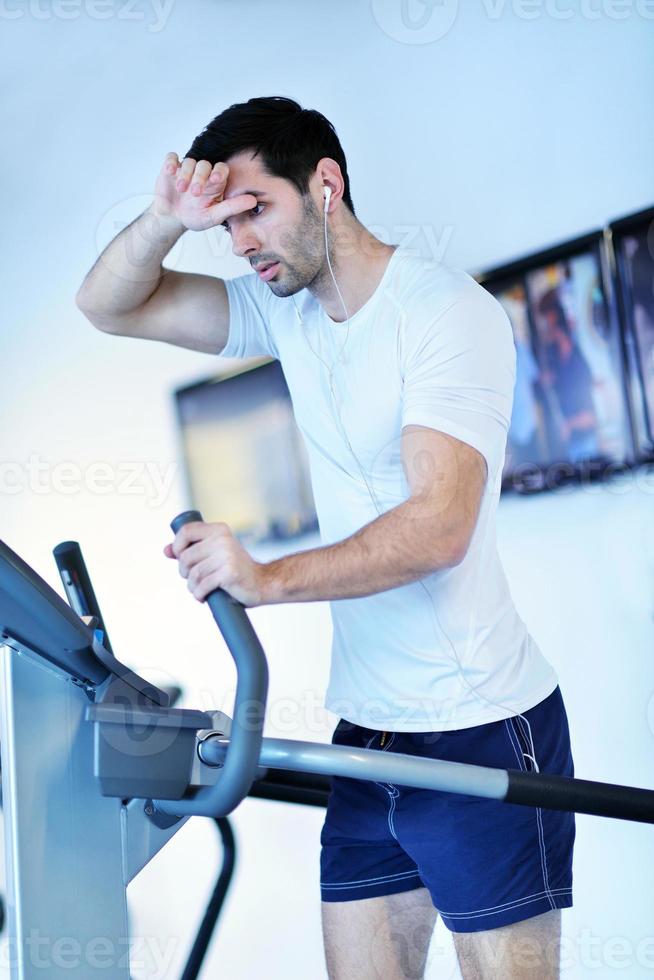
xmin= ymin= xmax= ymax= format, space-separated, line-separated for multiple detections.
xmin=186 ymin=96 xmax=355 ymax=216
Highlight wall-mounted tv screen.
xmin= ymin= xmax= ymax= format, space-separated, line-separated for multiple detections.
xmin=609 ymin=206 xmax=654 ymax=459
xmin=479 ymin=232 xmax=634 ymax=491
xmin=175 ymin=358 xmax=318 ymax=545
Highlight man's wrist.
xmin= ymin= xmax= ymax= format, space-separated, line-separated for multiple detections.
xmin=144 ymin=203 xmax=186 ymax=238
xmin=257 ymin=560 xmax=285 ymax=606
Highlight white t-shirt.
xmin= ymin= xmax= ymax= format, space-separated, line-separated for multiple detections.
xmin=223 ymin=246 xmax=558 ymax=731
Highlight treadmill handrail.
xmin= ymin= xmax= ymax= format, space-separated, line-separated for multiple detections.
xmin=154 ymin=511 xmax=269 ymax=819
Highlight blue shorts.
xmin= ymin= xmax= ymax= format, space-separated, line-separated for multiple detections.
xmin=320 ymin=686 xmax=575 ymax=933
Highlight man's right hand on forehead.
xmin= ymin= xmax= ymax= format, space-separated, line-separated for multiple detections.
xmin=149 ymin=153 xmax=257 ymax=233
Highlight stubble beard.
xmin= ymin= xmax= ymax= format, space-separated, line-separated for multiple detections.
xmin=265 ymin=195 xmax=336 ymax=299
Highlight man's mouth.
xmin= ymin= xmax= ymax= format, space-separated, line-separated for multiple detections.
xmin=254 ymin=260 xmax=281 ymax=282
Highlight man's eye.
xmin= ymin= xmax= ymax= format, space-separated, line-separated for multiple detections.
xmin=221 ymin=203 xmax=265 ymax=233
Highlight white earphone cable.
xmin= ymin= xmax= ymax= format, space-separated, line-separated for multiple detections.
xmin=296 ymin=188 xmax=540 ymax=772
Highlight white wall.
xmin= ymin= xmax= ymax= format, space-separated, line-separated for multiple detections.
xmin=1 ymin=1 xmax=653 ymax=977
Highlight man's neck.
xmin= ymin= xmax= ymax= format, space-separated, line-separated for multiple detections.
xmin=308 ymin=217 xmax=397 ymax=323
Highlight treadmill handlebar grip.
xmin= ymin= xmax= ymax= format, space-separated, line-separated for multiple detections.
xmin=157 ymin=510 xmax=269 ymax=819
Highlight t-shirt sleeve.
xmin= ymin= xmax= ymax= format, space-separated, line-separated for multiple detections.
xmin=401 ymin=284 xmax=516 ymax=485
xmin=221 ymin=272 xmax=280 ymax=359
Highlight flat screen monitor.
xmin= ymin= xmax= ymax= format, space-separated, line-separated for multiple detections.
xmin=174 ymin=358 xmax=318 ymax=545
xmin=479 ymin=232 xmax=634 ymax=491
xmin=609 ymin=206 xmax=654 ymax=459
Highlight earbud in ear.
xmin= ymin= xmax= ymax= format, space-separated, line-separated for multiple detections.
xmin=323 ymin=185 xmax=332 ymax=212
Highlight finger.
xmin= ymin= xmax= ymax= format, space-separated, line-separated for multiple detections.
xmin=189 ymin=562 xmax=224 ymax=602
xmin=173 ymin=521 xmax=230 ymax=557
xmin=163 ymin=543 xmax=175 ymax=558
xmin=176 ymin=157 xmax=197 ymax=192
xmin=209 ymin=161 xmax=229 ymax=186
xmin=187 ymin=555 xmax=216 ymax=594
xmin=171 ymin=520 xmax=203 ymax=558
xmin=190 ymin=160 xmax=212 ymax=197
xmin=177 ymin=538 xmax=215 ymax=578
xmin=162 ymin=151 xmax=180 ymax=177
xmin=209 ymin=193 xmax=258 ymax=226
xmin=173 ymin=522 xmax=222 ymax=561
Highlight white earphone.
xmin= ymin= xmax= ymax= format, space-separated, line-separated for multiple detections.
xmin=323 ymin=185 xmax=332 ymax=212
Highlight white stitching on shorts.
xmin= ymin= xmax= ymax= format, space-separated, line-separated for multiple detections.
xmin=440 ymin=887 xmax=572 ymax=919
xmin=378 ymin=733 xmax=401 ymax=839
xmin=374 ymin=732 xmax=397 ymax=790
xmin=321 ymin=869 xmax=422 ymax=889
xmin=515 ymin=714 xmax=531 ymax=749
xmin=507 ymin=718 xmax=556 ymax=912
xmin=387 ymin=785 xmax=400 ymax=840
xmin=504 ymin=719 xmax=522 ymax=770
xmin=510 ymin=717 xmax=556 ymax=910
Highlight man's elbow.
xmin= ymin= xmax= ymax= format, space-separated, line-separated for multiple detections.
xmin=414 ymin=507 xmax=473 ymax=571
xmin=419 ymin=536 xmax=468 ymax=573
xmin=75 ymin=289 xmax=98 ymax=324
xmin=75 ymin=284 xmax=94 ymax=315
xmin=75 ymin=292 xmax=118 ymax=334
xmin=442 ymin=529 xmax=474 ymax=569
xmin=447 ymin=541 xmax=468 ymax=568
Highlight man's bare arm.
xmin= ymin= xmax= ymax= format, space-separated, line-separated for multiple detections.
xmin=79 ymin=255 xmax=232 ymax=355
xmin=259 ymin=428 xmax=488 ymax=604
xmin=75 ymin=153 xmax=257 ymax=353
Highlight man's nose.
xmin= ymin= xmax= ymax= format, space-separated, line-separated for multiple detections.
xmin=231 ymin=222 xmax=260 ymax=259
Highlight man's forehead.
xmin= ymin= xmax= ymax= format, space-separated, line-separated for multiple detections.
xmin=223 ymin=151 xmax=277 ymax=199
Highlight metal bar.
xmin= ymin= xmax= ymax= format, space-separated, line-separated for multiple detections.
xmin=200 ymin=737 xmax=509 ymax=801
xmin=506 ymin=770 xmax=654 ymax=824
xmin=200 ymin=735 xmax=654 ymax=824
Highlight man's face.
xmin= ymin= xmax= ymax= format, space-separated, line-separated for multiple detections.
xmin=221 ymin=150 xmax=325 ymax=297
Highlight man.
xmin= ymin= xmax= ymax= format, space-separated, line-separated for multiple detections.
xmin=77 ymin=96 xmax=575 ymax=980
